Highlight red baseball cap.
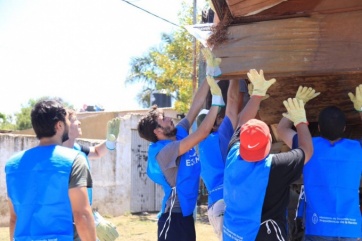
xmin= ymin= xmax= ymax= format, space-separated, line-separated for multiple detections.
xmin=239 ymin=119 xmax=272 ymax=162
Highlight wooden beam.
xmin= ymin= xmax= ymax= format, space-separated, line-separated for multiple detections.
xmin=213 ymin=9 xmax=362 ymax=79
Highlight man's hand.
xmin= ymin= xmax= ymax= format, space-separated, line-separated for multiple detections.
xmin=247 ymin=69 xmax=276 ymax=97
xmin=207 ymin=76 xmax=225 ymax=107
xmin=295 ymin=86 xmax=320 ymax=104
xmin=282 ymin=98 xmax=308 ymax=127
xmin=348 ymin=84 xmax=362 ymax=112
xmin=94 ymin=211 xmax=119 ymax=241
xmin=201 ymin=48 xmax=222 ymax=77
xmin=106 ymin=117 xmax=121 ymax=150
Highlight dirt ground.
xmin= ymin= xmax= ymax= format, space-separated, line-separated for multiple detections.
xmin=0 ymin=210 xmax=218 ymax=241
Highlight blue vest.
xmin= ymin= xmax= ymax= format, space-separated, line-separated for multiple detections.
xmin=199 ymin=132 xmax=224 ymax=207
xmin=304 ymin=137 xmax=362 ymax=238
xmin=73 ymin=143 xmax=92 ymax=205
xmin=147 ymin=125 xmax=201 ymax=216
xmin=223 ymin=144 xmax=272 ymax=241
xmin=5 ymin=145 xmax=79 ymax=241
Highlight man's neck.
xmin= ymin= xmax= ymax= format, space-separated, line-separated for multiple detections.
xmin=39 ymin=137 xmax=63 ymax=146
xmin=63 ymin=138 xmax=76 ymax=148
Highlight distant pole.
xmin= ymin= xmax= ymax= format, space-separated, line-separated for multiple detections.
xmin=192 ymin=0 xmax=197 ymax=95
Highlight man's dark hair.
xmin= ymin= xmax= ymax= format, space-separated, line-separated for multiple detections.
xmin=137 ymin=106 xmax=162 ymax=143
xmin=31 ymin=99 xmax=67 ymax=139
xmin=318 ymin=106 xmax=346 ymax=141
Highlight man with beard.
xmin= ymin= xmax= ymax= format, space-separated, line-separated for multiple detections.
xmin=5 ymin=99 xmax=96 ymax=241
xmin=137 ymin=76 xmax=225 ymax=241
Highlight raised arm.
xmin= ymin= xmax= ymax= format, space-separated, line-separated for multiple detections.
xmin=179 ymin=76 xmax=224 ymax=155
xmin=185 ymin=78 xmax=210 ymax=126
xmin=281 ymin=98 xmax=313 ymax=163
xmin=238 ymin=69 xmax=276 ymax=126
xmin=226 ymin=79 xmax=240 ymax=129
xmin=277 ymin=85 xmax=320 ymax=149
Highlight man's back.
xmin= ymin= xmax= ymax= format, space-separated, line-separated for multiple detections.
xmin=303 ymin=137 xmax=362 ymax=238
xmin=6 ymin=145 xmax=79 ymax=240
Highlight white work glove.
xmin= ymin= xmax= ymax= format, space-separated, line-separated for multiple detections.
xmin=247 ymin=69 xmax=276 ymax=97
xmin=248 ymin=83 xmax=270 ymax=100
xmin=207 ymin=76 xmax=225 ymax=107
xmin=201 ymin=48 xmax=222 ymax=77
xmin=93 ymin=210 xmax=119 ymax=241
xmin=348 ymin=84 xmax=362 ymax=112
xmin=106 ymin=117 xmax=121 ymax=150
xmin=282 ymin=98 xmax=308 ymax=127
xmin=295 ymin=86 xmax=320 ymax=104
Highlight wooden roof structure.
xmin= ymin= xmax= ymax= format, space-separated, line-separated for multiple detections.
xmin=209 ymin=0 xmax=362 ymax=138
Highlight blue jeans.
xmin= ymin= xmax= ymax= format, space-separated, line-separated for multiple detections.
xmin=304 ymin=235 xmax=360 ymax=241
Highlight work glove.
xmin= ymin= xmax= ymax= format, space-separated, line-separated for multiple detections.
xmin=348 ymin=84 xmax=362 ymax=112
xmin=207 ymin=76 xmax=225 ymax=107
xmin=93 ymin=210 xmax=119 ymax=241
xmin=201 ymin=48 xmax=222 ymax=77
xmin=247 ymin=69 xmax=276 ymax=97
xmin=248 ymin=83 xmax=269 ymax=100
xmin=295 ymin=86 xmax=320 ymax=104
xmin=282 ymin=98 xmax=308 ymax=127
xmin=106 ymin=117 xmax=121 ymax=150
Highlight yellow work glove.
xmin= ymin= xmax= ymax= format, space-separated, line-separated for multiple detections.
xmin=106 ymin=117 xmax=121 ymax=150
xmin=247 ymin=69 xmax=276 ymax=97
xmin=93 ymin=211 xmax=119 ymax=241
xmin=201 ymin=48 xmax=222 ymax=77
xmin=348 ymin=84 xmax=362 ymax=112
xmin=295 ymin=86 xmax=320 ymax=104
xmin=207 ymin=0 xmax=216 ymax=12
xmin=207 ymin=76 xmax=225 ymax=107
xmin=282 ymin=98 xmax=308 ymax=127
xmin=248 ymin=83 xmax=270 ymax=100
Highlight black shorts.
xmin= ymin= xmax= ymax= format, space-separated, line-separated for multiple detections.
xmin=157 ymin=212 xmax=196 ymax=241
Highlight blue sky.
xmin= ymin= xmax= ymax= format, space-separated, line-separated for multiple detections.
xmin=0 ymin=0 xmax=206 ymax=115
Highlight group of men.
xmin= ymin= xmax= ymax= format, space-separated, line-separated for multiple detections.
xmin=4 ymin=68 xmax=362 ymax=241
xmin=5 ymin=101 xmax=120 ymax=241
xmin=138 ymin=64 xmax=362 ymax=241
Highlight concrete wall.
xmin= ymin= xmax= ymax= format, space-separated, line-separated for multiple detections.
xmin=0 ymin=112 xmax=165 ymax=227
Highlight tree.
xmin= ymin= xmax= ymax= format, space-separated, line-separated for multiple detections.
xmin=126 ymin=2 xmax=201 ymax=114
xmin=0 ymin=112 xmax=15 ymax=131
xmin=14 ymin=97 xmax=74 ymax=130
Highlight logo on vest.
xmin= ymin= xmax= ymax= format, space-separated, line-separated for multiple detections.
xmin=186 ymin=149 xmax=200 ymax=167
xmin=312 ymin=213 xmax=319 ymax=224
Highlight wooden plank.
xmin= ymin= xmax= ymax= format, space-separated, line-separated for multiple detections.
xmin=213 ymin=10 xmax=362 ymax=79
xmin=226 ymin=0 xmax=288 ymax=16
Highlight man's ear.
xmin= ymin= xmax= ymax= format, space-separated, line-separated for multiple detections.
xmin=153 ymin=128 xmax=161 ymax=137
xmin=55 ymin=121 xmax=63 ymax=132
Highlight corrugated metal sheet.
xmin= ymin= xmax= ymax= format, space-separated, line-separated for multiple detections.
xmin=130 ymin=130 xmax=162 ymax=212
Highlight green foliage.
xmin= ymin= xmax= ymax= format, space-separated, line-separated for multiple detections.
xmin=0 ymin=112 xmax=15 ymax=130
xmin=14 ymin=97 xmax=74 ymax=130
xmin=126 ymin=2 xmax=201 ymax=114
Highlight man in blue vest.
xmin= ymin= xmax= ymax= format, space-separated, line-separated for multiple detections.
xmin=63 ymin=109 xmax=120 ymax=241
xmin=278 ymin=84 xmax=362 ymax=240
xmin=196 ymin=78 xmax=241 ymax=240
xmin=5 ymin=99 xmax=96 ymax=241
xmin=137 ymin=74 xmax=225 ymax=241
xmin=223 ymin=69 xmax=313 ymax=241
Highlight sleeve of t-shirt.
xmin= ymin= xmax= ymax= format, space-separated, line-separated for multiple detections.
xmin=69 ymin=154 xmax=93 ymax=189
xmin=272 ymin=148 xmax=305 ymax=185
xmin=176 ymin=118 xmax=190 ymax=132
xmin=79 ymin=144 xmax=90 ymax=156
xmin=292 ymin=134 xmax=299 ymax=149
xmin=157 ymin=141 xmax=181 ymax=170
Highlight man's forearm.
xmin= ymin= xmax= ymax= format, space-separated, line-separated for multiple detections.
xmin=296 ymin=123 xmax=313 ymax=163
xmin=238 ymin=96 xmax=262 ymax=126
xmin=186 ymin=78 xmax=210 ymax=124
xmin=74 ymin=210 xmax=97 ymax=241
